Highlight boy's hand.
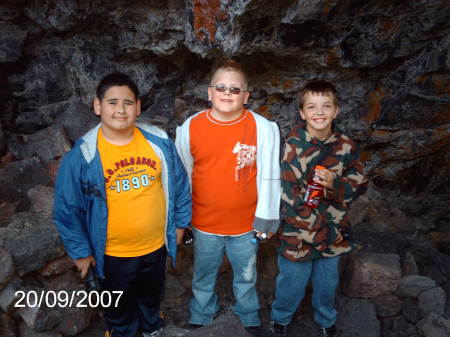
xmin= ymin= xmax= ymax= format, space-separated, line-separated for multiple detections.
xmin=313 ymin=168 xmax=336 ymax=189
xmin=74 ymin=256 xmax=96 ymax=279
xmin=176 ymin=228 xmax=185 ymax=246
xmin=254 ymin=231 xmax=275 ymax=239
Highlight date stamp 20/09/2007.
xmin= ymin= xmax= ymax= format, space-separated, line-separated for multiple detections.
xmin=14 ymin=290 xmax=123 ymax=308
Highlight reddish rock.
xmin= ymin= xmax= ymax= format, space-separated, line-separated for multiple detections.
xmin=372 ymin=294 xmax=403 ymax=317
xmin=17 ymin=304 xmax=61 ymax=332
xmin=39 ymin=256 xmax=74 ymax=277
xmin=46 ymin=160 xmax=61 ymax=184
xmin=343 ymin=253 xmax=401 ymax=298
xmin=0 ymin=247 xmax=14 ymax=290
xmin=55 ymin=306 xmax=94 ymax=336
xmin=0 ymin=313 xmax=16 ymax=337
xmin=174 ymin=98 xmax=186 ymax=116
xmin=401 ymin=251 xmax=419 ymax=276
xmin=0 ymin=152 xmax=15 ymax=168
xmin=192 ymin=0 xmax=227 ymax=41
xmin=0 ymin=201 xmax=16 ymax=228
xmin=43 ymin=269 xmax=81 ymax=292
xmin=18 ymin=322 xmax=62 ymax=337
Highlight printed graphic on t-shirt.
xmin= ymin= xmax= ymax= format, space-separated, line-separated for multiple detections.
xmin=232 ymin=141 xmax=256 ymax=181
xmin=104 ymin=156 xmax=157 ymax=192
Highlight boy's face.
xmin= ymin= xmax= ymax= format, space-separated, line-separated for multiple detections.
xmin=300 ymin=91 xmax=339 ymax=138
xmin=208 ymin=69 xmax=249 ymax=119
xmin=94 ymin=85 xmax=141 ymax=135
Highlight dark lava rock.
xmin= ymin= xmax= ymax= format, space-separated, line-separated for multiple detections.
xmin=0 ymin=211 xmax=65 ymax=276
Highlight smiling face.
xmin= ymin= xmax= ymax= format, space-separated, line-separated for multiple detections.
xmin=300 ymin=91 xmax=339 ymax=140
xmin=208 ymin=69 xmax=249 ymax=121
xmin=94 ymin=85 xmax=141 ymax=139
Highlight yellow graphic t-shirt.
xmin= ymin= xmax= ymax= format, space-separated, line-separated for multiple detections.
xmin=97 ymin=127 xmax=166 ymax=257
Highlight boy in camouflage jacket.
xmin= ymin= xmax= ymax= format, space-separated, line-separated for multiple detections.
xmin=270 ymin=80 xmax=368 ymax=337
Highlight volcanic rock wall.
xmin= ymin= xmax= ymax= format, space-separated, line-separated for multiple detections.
xmin=0 ymin=1 xmax=449 ymax=336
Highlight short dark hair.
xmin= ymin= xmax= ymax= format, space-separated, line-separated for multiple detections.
xmin=96 ymin=72 xmax=139 ymax=101
xmin=210 ymin=60 xmax=248 ymax=89
xmin=298 ymin=79 xmax=338 ymax=109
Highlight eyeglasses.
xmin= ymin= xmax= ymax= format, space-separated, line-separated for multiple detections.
xmin=209 ymin=84 xmax=247 ymax=95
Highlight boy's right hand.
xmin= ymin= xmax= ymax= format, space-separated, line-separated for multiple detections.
xmin=74 ymin=256 xmax=96 ymax=279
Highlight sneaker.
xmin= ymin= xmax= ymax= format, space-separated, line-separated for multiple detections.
xmin=317 ymin=325 xmax=336 ymax=337
xmin=245 ymin=326 xmax=264 ymax=337
xmin=143 ymin=328 xmax=165 ymax=337
xmin=187 ymin=323 xmax=204 ymax=329
xmin=270 ymin=321 xmax=287 ymax=336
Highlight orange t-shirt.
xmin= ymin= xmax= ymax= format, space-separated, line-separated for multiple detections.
xmin=97 ymin=128 xmax=166 ymax=257
xmin=190 ymin=109 xmax=257 ymax=235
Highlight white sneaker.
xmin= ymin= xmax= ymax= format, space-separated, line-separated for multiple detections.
xmin=142 ymin=328 xmax=165 ymax=337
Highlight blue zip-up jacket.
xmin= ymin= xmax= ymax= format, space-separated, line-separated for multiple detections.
xmin=53 ymin=123 xmax=192 ymax=278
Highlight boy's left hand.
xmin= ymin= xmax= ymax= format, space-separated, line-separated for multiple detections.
xmin=313 ymin=168 xmax=336 ymax=189
xmin=176 ymin=228 xmax=185 ymax=246
xmin=254 ymin=231 xmax=275 ymax=239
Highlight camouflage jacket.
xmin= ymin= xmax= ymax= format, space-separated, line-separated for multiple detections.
xmin=279 ymin=122 xmax=368 ymax=262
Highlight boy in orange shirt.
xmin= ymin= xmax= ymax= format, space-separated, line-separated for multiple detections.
xmin=175 ymin=60 xmax=281 ymax=335
xmin=54 ymin=73 xmax=191 ymax=337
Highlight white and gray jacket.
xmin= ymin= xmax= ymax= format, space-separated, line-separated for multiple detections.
xmin=175 ymin=110 xmax=281 ymax=234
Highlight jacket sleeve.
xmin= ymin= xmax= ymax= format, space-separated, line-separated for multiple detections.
xmin=175 ymin=120 xmax=193 ymax=189
xmin=325 ymin=142 xmax=368 ymax=205
xmin=171 ymin=141 xmax=192 ymax=229
xmin=280 ymin=140 xmax=305 ymax=223
xmin=53 ymin=151 xmax=93 ymax=260
xmin=253 ymin=121 xmax=281 ymax=234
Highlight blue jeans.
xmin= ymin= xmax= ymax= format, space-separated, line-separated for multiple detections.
xmin=271 ymin=254 xmax=340 ymax=328
xmin=189 ymin=229 xmax=261 ymax=327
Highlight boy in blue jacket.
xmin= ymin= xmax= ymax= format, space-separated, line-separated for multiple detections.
xmin=53 ymin=72 xmax=191 ymax=337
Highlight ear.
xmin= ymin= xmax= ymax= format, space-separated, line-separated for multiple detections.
xmin=333 ymin=106 xmax=340 ymax=119
xmin=299 ymin=109 xmax=305 ymax=120
xmin=93 ymin=97 xmax=101 ymax=116
xmin=243 ymin=91 xmax=250 ymax=105
xmin=207 ymin=86 xmax=213 ymax=101
xmin=136 ymin=99 xmax=141 ymax=117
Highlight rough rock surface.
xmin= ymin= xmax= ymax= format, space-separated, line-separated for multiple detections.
xmin=0 ymin=312 xmax=16 ymax=337
xmin=418 ymin=287 xmax=447 ymax=318
xmin=0 ymin=278 xmax=22 ymax=313
xmin=417 ymin=313 xmax=450 ymax=337
xmin=27 ymin=185 xmax=54 ymax=216
xmin=343 ymin=253 xmax=401 ymax=298
xmin=396 ymin=275 xmax=437 ymax=298
xmin=38 ymin=255 xmax=74 ymax=277
xmin=0 ymin=247 xmax=14 ymax=290
xmin=0 ymin=212 xmax=64 ymax=275
xmin=336 ymin=297 xmax=380 ymax=337
xmin=8 ymin=124 xmax=71 ymax=164
xmin=0 ymin=1 xmax=449 ymax=336
xmin=184 ymin=310 xmax=252 ymax=337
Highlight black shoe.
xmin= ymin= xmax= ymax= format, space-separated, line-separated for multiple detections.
xmin=270 ymin=321 xmax=287 ymax=336
xmin=245 ymin=326 xmax=265 ymax=337
xmin=317 ymin=325 xmax=336 ymax=337
xmin=187 ymin=323 xmax=204 ymax=329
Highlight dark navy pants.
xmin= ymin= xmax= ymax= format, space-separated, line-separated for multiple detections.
xmin=102 ymin=246 xmax=167 ymax=337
